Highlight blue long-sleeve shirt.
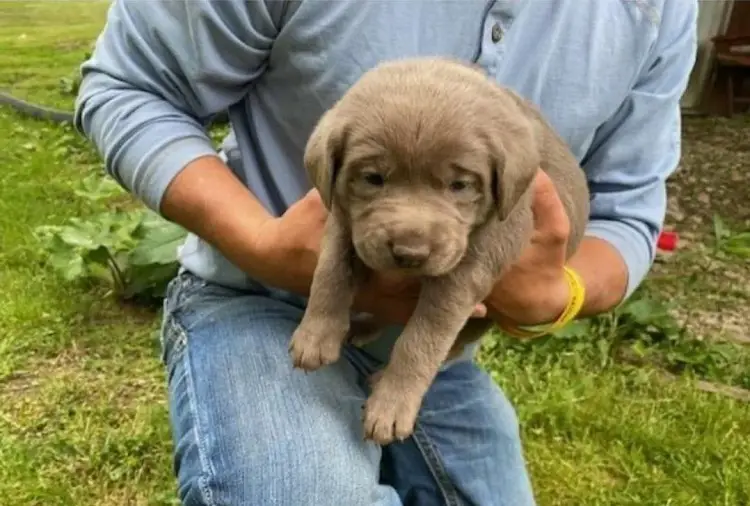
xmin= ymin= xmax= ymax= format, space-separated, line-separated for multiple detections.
xmin=74 ymin=0 xmax=697 ymax=299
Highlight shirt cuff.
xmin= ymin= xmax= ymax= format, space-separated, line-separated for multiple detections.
xmin=584 ymin=219 xmax=656 ymax=300
xmin=120 ymin=134 xmax=219 ymax=212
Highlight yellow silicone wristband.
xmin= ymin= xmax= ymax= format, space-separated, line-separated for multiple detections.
xmin=500 ymin=265 xmax=586 ymax=339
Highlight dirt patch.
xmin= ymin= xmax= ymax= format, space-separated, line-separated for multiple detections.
xmin=649 ymin=113 xmax=750 ymax=345
xmin=671 ymin=114 xmax=750 ymax=231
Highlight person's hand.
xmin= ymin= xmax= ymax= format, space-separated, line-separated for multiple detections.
xmin=253 ymin=189 xmax=328 ymax=296
xmin=256 ymin=189 xmax=487 ymax=326
xmin=485 ymin=170 xmax=572 ymax=330
xmin=350 ymin=270 xmax=487 ymax=325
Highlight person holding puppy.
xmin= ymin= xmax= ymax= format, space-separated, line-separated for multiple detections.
xmin=75 ymin=1 xmax=697 ymax=505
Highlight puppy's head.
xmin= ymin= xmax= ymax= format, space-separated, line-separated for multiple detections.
xmin=304 ymin=58 xmax=539 ymax=277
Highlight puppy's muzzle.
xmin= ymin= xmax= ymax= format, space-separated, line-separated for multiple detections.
xmin=388 ymin=239 xmax=431 ymax=269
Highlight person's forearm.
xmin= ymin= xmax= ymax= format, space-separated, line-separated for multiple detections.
xmin=485 ymin=234 xmax=631 ymax=331
xmin=159 ymin=155 xmax=276 ymax=280
xmin=74 ymin=0 xmax=281 ymax=213
xmin=567 ymin=236 xmax=629 ymax=317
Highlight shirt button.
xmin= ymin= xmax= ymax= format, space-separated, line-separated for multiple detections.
xmin=491 ymin=23 xmax=503 ymax=43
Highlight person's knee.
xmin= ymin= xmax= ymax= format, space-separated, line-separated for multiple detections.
xmin=170 ymin=368 xmax=395 ymax=505
xmin=417 ymin=359 xmax=535 ymax=505
xmin=161 ymin=281 xmax=398 ymax=505
xmin=428 ymin=359 xmax=522 ymax=432
xmin=175 ymin=439 xmax=393 ymax=506
xmin=419 ymin=358 xmax=529 ymax=469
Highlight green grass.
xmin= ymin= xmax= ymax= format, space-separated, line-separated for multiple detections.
xmin=1 ymin=2 xmax=749 ymax=505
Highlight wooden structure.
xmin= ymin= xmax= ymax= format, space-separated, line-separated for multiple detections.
xmin=681 ymin=1 xmax=750 ymax=115
xmin=712 ymin=33 xmax=750 ymax=116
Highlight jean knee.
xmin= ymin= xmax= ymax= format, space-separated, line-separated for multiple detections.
xmin=162 ymin=282 xmax=400 ymax=505
xmin=175 ymin=430 xmax=398 ymax=506
xmin=416 ymin=359 xmax=535 ymax=506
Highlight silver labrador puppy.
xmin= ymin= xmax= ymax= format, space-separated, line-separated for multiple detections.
xmin=288 ymin=57 xmax=590 ymax=445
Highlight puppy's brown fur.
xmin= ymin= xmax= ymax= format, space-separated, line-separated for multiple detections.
xmin=288 ymin=57 xmax=590 ymax=445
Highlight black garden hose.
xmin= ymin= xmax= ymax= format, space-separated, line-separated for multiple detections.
xmin=0 ymin=91 xmax=78 ymax=123
xmin=0 ymin=90 xmax=229 ymax=125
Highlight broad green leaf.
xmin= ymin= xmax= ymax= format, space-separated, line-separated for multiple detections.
xmin=47 ymin=250 xmax=86 ymax=282
xmin=129 ymin=221 xmax=186 ymax=266
xmin=124 ymin=262 xmax=180 ymax=299
xmin=56 ymin=226 xmax=99 ymax=249
xmin=83 ymin=245 xmax=115 ymax=269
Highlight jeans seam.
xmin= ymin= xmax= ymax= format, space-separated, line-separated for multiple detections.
xmin=162 ymin=318 xmax=184 ymax=367
xmin=173 ymin=314 xmax=218 ymax=506
xmin=412 ymin=424 xmax=465 ymax=506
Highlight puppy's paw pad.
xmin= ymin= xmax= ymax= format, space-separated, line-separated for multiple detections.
xmin=288 ymin=328 xmax=342 ymax=372
xmin=362 ymin=388 xmax=420 ymax=445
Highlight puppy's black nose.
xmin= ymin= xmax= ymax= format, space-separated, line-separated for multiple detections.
xmin=390 ymin=242 xmax=430 ymax=269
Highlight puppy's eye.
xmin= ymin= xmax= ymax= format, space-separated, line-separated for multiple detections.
xmin=449 ymin=180 xmax=470 ymax=192
xmin=363 ymin=173 xmax=385 ymax=187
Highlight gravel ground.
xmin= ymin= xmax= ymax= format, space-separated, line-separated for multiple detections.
xmin=649 ymin=113 xmax=750 ymax=344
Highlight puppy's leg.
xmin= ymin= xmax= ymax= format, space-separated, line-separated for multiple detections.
xmin=289 ymin=207 xmax=360 ymax=371
xmin=362 ymin=205 xmax=534 ymax=445
xmin=361 ymin=272 xmax=493 ymax=444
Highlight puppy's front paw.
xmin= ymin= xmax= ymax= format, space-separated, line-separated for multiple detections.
xmin=288 ymin=322 xmax=346 ymax=372
xmin=362 ymin=377 xmax=422 ymax=445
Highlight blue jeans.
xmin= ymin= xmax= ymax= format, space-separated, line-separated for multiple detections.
xmin=159 ymin=270 xmax=536 ymax=505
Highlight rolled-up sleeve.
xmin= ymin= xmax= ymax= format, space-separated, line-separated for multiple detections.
xmin=74 ymin=0 xmax=282 ymax=212
xmin=582 ymin=0 xmax=698 ymax=298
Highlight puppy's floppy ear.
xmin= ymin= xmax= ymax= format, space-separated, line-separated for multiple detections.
xmin=490 ymin=120 xmax=540 ymax=220
xmin=303 ymin=108 xmax=350 ymax=209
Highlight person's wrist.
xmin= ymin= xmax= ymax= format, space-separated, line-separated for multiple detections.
xmin=529 ymin=270 xmax=571 ymax=325
xmin=252 ymin=217 xmax=285 ymax=264
xmin=247 ymin=217 xmax=316 ymax=295
xmin=492 ymin=266 xmax=585 ymax=339
xmin=487 ymin=269 xmax=569 ymax=327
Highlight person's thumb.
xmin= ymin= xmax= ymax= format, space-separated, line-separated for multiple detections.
xmin=530 ymin=171 xmax=569 ymax=248
xmin=287 ymin=188 xmax=327 ymax=220
xmin=297 ymin=188 xmax=324 ymax=210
